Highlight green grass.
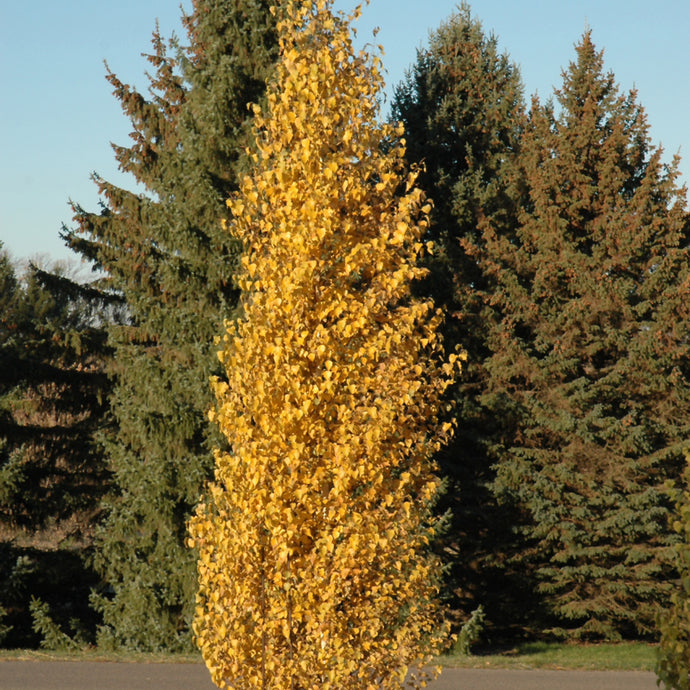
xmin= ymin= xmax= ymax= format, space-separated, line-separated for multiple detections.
xmin=442 ymin=641 xmax=657 ymax=671
xmin=0 ymin=647 xmax=203 ymax=664
xmin=0 ymin=641 xmax=657 ymax=671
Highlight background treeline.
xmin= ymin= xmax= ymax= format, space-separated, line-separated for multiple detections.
xmin=1 ymin=0 xmax=688 ymax=651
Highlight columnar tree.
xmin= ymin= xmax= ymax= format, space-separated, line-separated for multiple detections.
xmin=63 ymin=0 xmax=277 ymax=650
xmin=391 ymin=4 xmax=527 ymax=632
xmin=188 ymin=1 xmax=462 ymax=687
xmin=481 ymin=32 xmax=690 ymax=639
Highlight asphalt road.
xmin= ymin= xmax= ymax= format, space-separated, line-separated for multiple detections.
xmin=0 ymin=661 xmax=659 ymax=690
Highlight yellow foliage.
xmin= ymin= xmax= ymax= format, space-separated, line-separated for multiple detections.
xmin=188 ymin=1 xmax=462 ymax=688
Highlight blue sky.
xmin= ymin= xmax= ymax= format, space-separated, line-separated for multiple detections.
xmin=1 ymin=0 xmax=688 ymax=264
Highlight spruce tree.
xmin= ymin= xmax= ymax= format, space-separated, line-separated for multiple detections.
xmin=392 ymin=2 xmax=524 ymax=306
xmin=0 ymin=262 xmax=113 ymax=533
xmin=482 ymin=32 xmax=690 ymax=639
xmin=0 ymin=246 xmax=116 ymax=647
xmin=63 ymin=0 xmax=278 ymax=650
xmin=657 ymin=457 xmax=690 ymax=690
xmin=188 ymin=1 xmax=461 ymax=687
xmin=391 ymin=4 xmax=528 ymax=633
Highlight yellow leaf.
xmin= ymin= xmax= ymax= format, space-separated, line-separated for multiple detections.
xmin=189 ymin=1 xmax=457 ymax=685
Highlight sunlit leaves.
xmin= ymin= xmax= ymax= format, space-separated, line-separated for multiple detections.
xmin=188 ymin=1 xmax=462 ymax=687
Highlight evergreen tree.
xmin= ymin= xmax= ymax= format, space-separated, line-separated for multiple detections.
xmin=392 ymin=2 xmax=523 ymax=306
xmin=188 ymin=1 xmax=461 ymax=687
xmin=63 ymin=0 xmax=278 ymax=650
xmin=0 ymin=261 xmax=113 ymax=532
xmin=481 ymin=32 xmax=690 ymax=639
xmin=391 ymin=4 xmax=528 ymax=634
xmin=0 ymin=246 xmax=116 ymax=647
xmin=657 ymin=457 xmax=690 ymax=690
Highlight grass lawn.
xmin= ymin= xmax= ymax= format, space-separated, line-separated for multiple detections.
xmin=442 ymin=641 xmax=657 ymax=671
xmin=0 ymin=648 xmax=202 ymax=664
xmin=0 ymin=642 xmax=657 ymax=672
